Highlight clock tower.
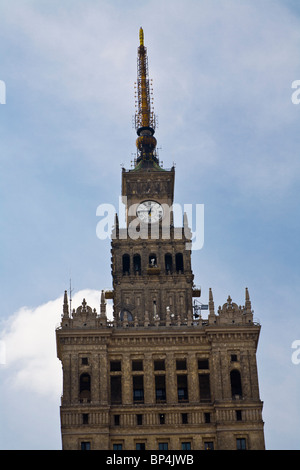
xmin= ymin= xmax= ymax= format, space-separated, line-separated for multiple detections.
xmin=56 ymin=28 xmax=265 ymax=451
xmin=112 ymin=28 xmax=196 ymax=327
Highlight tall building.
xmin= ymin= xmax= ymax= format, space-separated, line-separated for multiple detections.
xmin=56 ymin=29 xmax=265 ymax=451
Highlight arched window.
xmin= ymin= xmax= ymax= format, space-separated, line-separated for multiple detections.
xmin=149 ymin=253 xmax=157 ymax=267
xmin=230 ymin=370 xmax=242 ymax=398
xmin=122 ymin=254 xmax=130 ymax=275
xmin=175 ymin=253 xmax=184 ymax=273
xmin=79 ymin=373 xmax=91 ymax=401
xmin=165 ymin=253 xmax=172 ymax=274
xmin=133 ymin=254 xmax=141 ymax=274
xmin=120 ymin=309 xmax=133 ymax=322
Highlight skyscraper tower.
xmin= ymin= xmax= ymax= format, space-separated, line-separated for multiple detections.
xmin=56 ymin=29 xmax=265 ymax=451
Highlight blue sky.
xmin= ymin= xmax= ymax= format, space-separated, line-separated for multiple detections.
xmin=0 ymin=0 xmax=300 ymax=450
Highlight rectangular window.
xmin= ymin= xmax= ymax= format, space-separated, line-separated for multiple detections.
xmin=236 ymin=410 xmax=242 ymax=421
xmin=133 ymin=375 xmax=144 ymax=403
xmin=176 ymin=359 xmax=187 ymax=370
xmin=114 ymin=415 xmax=120 ymax=426
xmin=204 ymin=442 xmax=214 ymax=450
xmin=181 ymin=442 xmax=191 ymax=450
xmin=204 ymin=412 xmax=211 ymax=423
xmin=198 ymin=359 xmax=209 ymax=369
xmin=81 ymin=441 xmax=91 ymax=450
xmin=155 ymin=375 xmax=166 ymax=402
xmin=199 ymin=374 xmax=211 ymax=402
xmin=231 ymin=354 xmax=238 ymax=362
xmin=132 ymin=360 xmax=143 ymax=371
xmin=110 ymin=376 xmax=122 ymax=404
xmin=110 ymin=360 xmax=121 ymax=371
xmin=236 ymin=438 xmax=246 ymax=450
xmin=81 ymin=357 xmax=89 ymax=365
xmin=158 ymin=442 xmax=168 ymax=450
xmin=82 ymin=413 xmax=89 ymax=425
xmin=159 ymin=413 xmax=165 ymax=425
xmin=181 ymin=413 xmax=188 ymax=424
xmin=113 ymin=444 xmax=123 ymax=450
xmin=136 ymin=443 xmax=146 ymax=450
xmin=136 ymin=414 xmax=143 ymax=426
xmin=154 ymin=359 xmax=165 ymax=371
xmin=177 ymin=374 xmax=188 ymax=402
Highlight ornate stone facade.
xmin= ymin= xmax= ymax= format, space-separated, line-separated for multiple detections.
xmin=56 ymin=290 xmax=265 ymax=450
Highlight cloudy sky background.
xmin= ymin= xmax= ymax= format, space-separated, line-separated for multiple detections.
xmin=1 ymin=0 xmax=300 ymax=449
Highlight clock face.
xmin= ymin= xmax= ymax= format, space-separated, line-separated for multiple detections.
xmin=136 ymin=200 xmax=163 ymax=224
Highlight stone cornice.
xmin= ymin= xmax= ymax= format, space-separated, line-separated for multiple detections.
xmin=56 ymin=324 xmax=261 ymax=357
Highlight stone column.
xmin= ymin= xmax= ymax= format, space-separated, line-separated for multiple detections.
xmin=61 ymin=353 xmax=71 ymax=405
xmin=187 ymin=352 xmax=199 ymax=403
xmin=144 ymin=353 xmax=154 ymax=404
xmin=122 ymin=354 xmax=132 ymax=404
xmin=70 ymin=353 xmax=79 ymax=404
xmin=99 ymin=349 xmax=109 ymax=404
xmin=166 ymin=352 xmax=176 ymax=404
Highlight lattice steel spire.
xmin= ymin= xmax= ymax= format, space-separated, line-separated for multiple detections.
xmin=134 ymin=28 xmax=158 ymax=164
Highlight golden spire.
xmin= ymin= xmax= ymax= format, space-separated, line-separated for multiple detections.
xmin=135 ymin=27 xmax=157 ymax=163
xmin=139 ymin=26 xmax=144 ymax=46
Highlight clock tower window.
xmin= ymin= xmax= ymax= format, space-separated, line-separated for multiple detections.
xmin=165 ymin=253 xmax=173 ymax=274
xmin=175 ymin=253 xmax=184 ymax=274
xmin=133 ymin=254 xmax=141 ymax=274
xmin=122 ymin=254 xmax=130 ymax=275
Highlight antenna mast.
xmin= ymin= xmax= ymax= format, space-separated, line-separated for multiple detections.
xmin=69 ymin=278 xmax=73 ymax=314
xmin=134 ymin=27 xmax=158 ymax=165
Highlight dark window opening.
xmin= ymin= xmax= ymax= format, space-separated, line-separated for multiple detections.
xmin=81 ymin=441 xmax=91 ymax=450
xmin=177 ymin=375 xmax=188 ymax=402
xmin=182 ymin=442 xmax=191 ymax=450
xmin=230 ymin=370 xmax=243 ymax=398
xmin=165 ymin=253 xmax=172 ymax=273
xmin=159 ymin=443 xmax=168 ymax=450
xmin=113 ymin=444 xmax=123 ymax=450
xmin=132 ymin=360 xmax=143 ymax=371
xmin=236 ymin=410 xmax=242 ymax=421
xmin=154 ymin=359 xmax=165 ymax=371
xmin=81 ymin=357 xmax=89 ymax=365
xmin=236 ymin=438 xmax=246 ymax=450
xmin=133 ymin=376 xmax=144 ymax=403
xmin=82 ymin=413 xmax=89 ymax=425
xmin=175 ymin=253 xmax=184 ymax=273
xmin=110 ymin=375 xmax=122 ymax=404
xmin=231 ymin=354 xmax=238 ymax=362
xmin=136 ymin=414 xmax=143 ymax=426
xmin=133 ymin=254 xmax=141 ymax=274
xmin=199 ymin=374 xmax=211 ymax=402
xmin=136 ymin=443 xmax=146 ymax=450
xmin=155 ymin=375 xmax=166 ymax=403
xmin=176 ymin=359 xmax=187 ymax=370
xmin=198 ymin=359 xmax=209 ymax=369
xmin=204 ymin=412 xmax=211 ymax=423
xmin=204 ymin=442 xmax=214 ymax=450
xmin=110 ymin=360 xmax=121 ymax=371
xmin=159 ymin=413 xmax=165 ymax=425
xmin=79 ymin=373 xmax=91 ymax=401
xmin=181 ymin=413 xmax=188 ymax=424
xmin=114 ymin=415 xmax=120 ymax=426
xmin=122 ymin=254 xmax=130 ymax=275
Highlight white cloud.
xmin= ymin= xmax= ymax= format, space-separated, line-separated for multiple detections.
xmin=0 ymin=289 xmax=111 ymax=398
